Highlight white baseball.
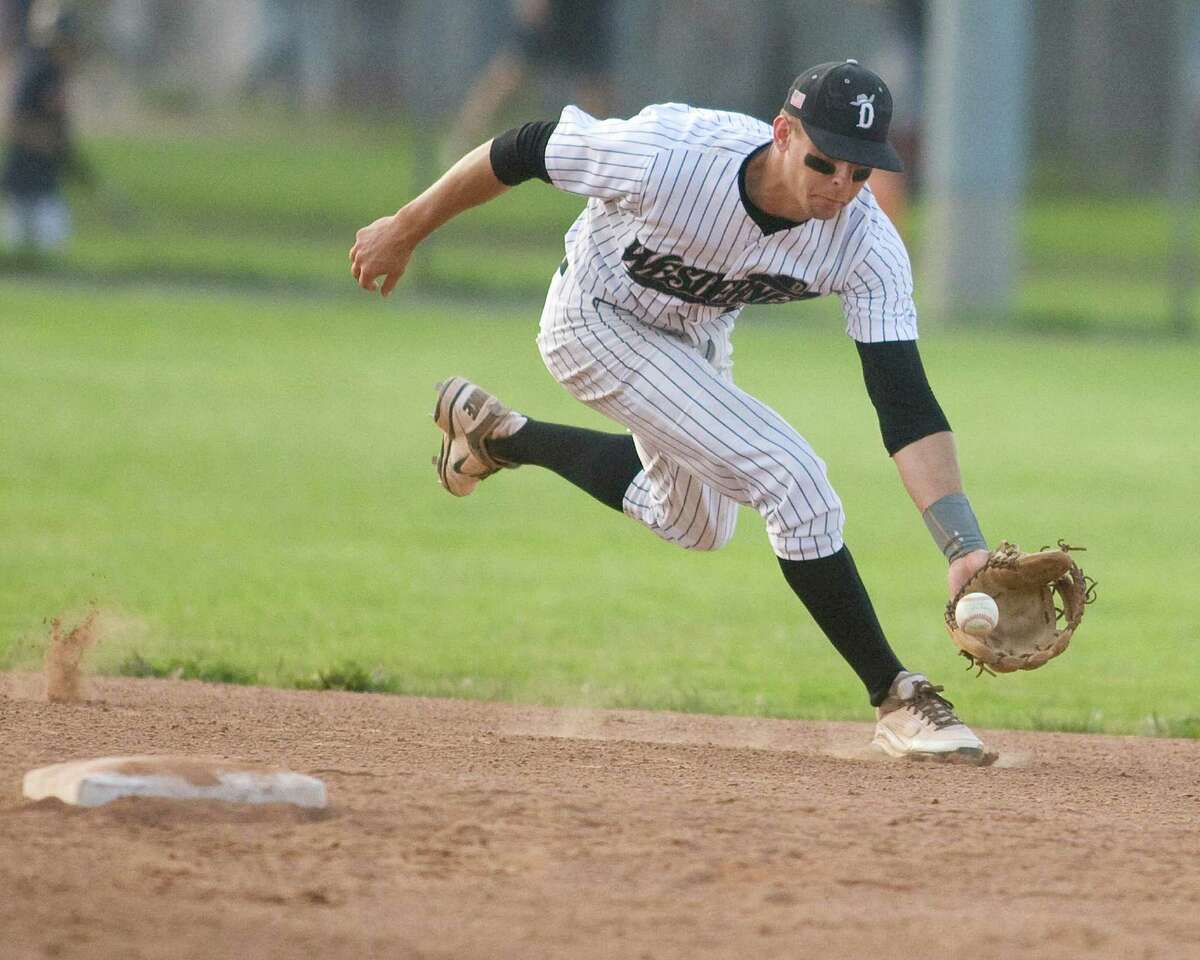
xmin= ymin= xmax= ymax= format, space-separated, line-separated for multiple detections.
xmin=955 ymin=592 xmax=999 ymax=636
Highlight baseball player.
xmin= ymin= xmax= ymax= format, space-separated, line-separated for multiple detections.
xmin=350 ymin=60 xmax=992 ymax=761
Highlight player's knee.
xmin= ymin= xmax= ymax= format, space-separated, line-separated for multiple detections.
xmin=679 ymin=504 xmax=738 ymax=551
xmin=682 ymin=528 xmax=733 ymax=552
xmin=763 ymin=472 xmax=844 ymax=543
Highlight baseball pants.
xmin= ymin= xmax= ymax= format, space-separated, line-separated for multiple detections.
xmin=537 ymin=264 xmax=845 ymax=562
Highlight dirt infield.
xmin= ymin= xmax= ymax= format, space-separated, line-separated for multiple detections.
xmin=1 ymin=674 xmax=1197 ymax=960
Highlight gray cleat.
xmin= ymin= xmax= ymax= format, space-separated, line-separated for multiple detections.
xmin=431 ymin=376 xmax=520 ymax=497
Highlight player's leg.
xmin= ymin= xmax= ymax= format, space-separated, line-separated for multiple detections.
xmin=431 ymin=374 xmax=646 ymax=508
xmin=617 ymin=433 xmax=738 ymax=550
xmin=490 ymin=420 xmax=641 ymax=513
xmin=773 ymin=545 xmax=902 ymax=706
xmin=538 ymin=299 xmax=841 ymax=559
xmin=433 ymin=268 xmax=737 ymax=546
xmin=433 ymin=377 xmax=737 ymax=549
xmin=536 ymin=297 xmax=904 ymax=696
xmin=536 ymin=296 xmax=983 ymax=757
xmin=776 ymin=549 xmax=979 ymax=757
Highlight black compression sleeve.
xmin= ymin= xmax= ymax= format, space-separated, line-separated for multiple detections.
xmin=855 ymin=340 xmax=951 ymax=456
xmin=489 ymin=120 xmax=558 ymax=185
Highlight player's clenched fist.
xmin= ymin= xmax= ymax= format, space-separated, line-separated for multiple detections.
xmin=351 ymin=141 xmax=510 ymax=297
xmin=349 ymin=213 xmax=415 ymax=297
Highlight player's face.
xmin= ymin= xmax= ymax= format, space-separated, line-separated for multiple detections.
xmin=778 ymin=119 xmax=872 ymax=219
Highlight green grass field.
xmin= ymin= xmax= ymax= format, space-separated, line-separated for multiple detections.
xmin=1 ymin=118 xmax=1197 ymax=736
xmin=2 ymin=274 xmax=1197 ymax=736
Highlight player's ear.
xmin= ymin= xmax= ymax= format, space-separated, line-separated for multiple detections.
xmin=772 ymin=114 xmax=793 ymax=152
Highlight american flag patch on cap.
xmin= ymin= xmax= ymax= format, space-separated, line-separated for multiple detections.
xmin=789 ymin=90 xmax=806 ymax=110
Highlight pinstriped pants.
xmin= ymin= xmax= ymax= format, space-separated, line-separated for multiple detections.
xmin=537 ymin=265 xmax=845 ymax=561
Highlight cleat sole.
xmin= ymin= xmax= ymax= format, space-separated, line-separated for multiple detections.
xmin=431 ymin=377 xmax=477 ymax=497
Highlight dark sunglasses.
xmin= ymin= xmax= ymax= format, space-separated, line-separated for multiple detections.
xmin=804 ymin=153 xmax=872 ymax=182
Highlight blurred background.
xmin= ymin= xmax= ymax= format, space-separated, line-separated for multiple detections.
xmin=1 ymin=0 xmax=1197 ymax=334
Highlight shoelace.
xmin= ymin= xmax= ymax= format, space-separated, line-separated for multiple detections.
xmin=908 ymin=681 xmax=960 ymax=729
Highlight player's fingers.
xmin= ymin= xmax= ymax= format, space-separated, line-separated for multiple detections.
xmin=358 ymin=269 xmax=378 ymax=291
xmin=380 ymin=272 xmax=400 ymax=298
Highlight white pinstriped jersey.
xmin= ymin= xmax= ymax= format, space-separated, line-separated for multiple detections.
xmin=543 ymin=102 xmax=918 ymax=343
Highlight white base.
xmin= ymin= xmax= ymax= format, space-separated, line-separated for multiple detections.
xmin=23 ymin=756 xmax=327 ymax=809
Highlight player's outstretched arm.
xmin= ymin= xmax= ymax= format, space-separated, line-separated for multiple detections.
xmin=855 ymin=340 xmax=990 ymax=596
xmin=891 ymin=433 xmax=990 ymax=597
xmin=349 ymin=141 xmax=511 ymax=297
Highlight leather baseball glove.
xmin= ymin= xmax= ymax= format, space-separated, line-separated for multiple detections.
xmin=945 ymin=541 xmax=1095 ymax=674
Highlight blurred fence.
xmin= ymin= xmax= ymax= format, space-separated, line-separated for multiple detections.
xmin=1 ymin=0 xmax=1196 ymax=335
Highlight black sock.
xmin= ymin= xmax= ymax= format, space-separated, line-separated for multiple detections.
xmin=777 ymin=546 xmax=904 ymax=706
xmin=488 ymin=419 xmax=642 ymax=512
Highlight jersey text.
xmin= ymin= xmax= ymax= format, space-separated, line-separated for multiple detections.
xmin=622 ymin=239 xmax=819 ymax=306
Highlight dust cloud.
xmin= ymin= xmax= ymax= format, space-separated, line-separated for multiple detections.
xmin=44 ymin=609 xmax=100 ymax=703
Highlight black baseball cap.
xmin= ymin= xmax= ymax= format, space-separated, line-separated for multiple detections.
xmin=782 ymin=60 xmax=903 ymax=173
